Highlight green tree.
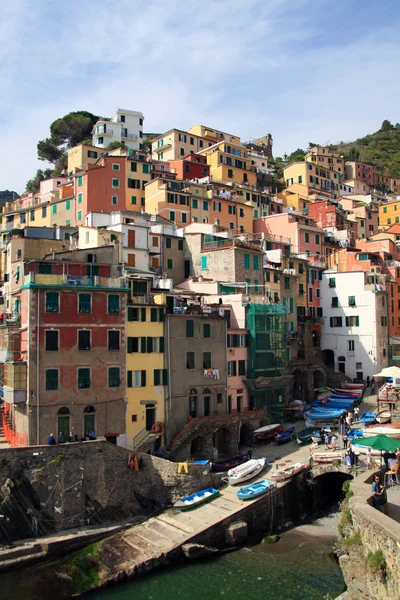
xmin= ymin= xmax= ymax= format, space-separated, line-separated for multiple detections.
xmin=380 ymin=120 xmax=394 ymax=132
xmin=25 ymin=169 xmax=53 ymax=194
xmin=107 ymin=141 xmax=125 ymax=151
xmin=287 ymin=148 xmax=306 ymax=162
xmin=142 ymin=133 xmax=157 ymax=153
xmin=37 ymin=138 xmax=63 ymax=163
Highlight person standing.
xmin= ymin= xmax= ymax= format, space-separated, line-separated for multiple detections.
xmin=366 ymin=376 xmax=370 ymax=389
xmin=371 ymin=377 xmax=376 ymax=394
xmin=57 ymin=432 xmax=64 ymax=444
xmin=372 ymin=475 xmax=388 ymax=515
xmin=324 ymin=433 xmax=330 ymax=450
xmin=343 ymin=432 xmax=348 ymax=449
xmin=331 ymin=434 xmax=337 ymax=451
xmin=367 ymin=447 xmax=372 ymax=469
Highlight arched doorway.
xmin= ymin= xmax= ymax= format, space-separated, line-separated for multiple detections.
xmin=320 ymin=349 xmax=334 ymax=369
xmin=239 ymin=422 xmax=254 ymax=447
xmin=213 ymin=427 xmax=230 ymax=458
xmin=188 ymin=388 xmax=198 ymax=419
xmin=57 ymin=407 xmax=70 ymax=439
xmin=313 ymin=370 xmax=325 ymax=389
xmin=190 ymin=436 xmax=205 ymax=459
xmin=83 ymin=406 xmax=96 ymax=437
xmin=338 ymin=356 xmax=346 ymax=374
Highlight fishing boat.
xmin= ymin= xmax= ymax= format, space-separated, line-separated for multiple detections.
xmin=174 ymin=487 xmax=220 ymax=510
xmin=363 ymin=425 xmax=400 ymax=439
xmin=376 ymin=410 xmax=391 ymax=424
xmin=228 ymin=458 xmax=266 ymax=485
xmin=236 ymin=479 xmax=274 ymax=501
xmin=304 ymin=408 xmax=344 ymax=421
xmin=297 ymin=427 xmax=316 ymax=444
xmin=317 ymin=391 xmax=332 ymax=400
xmin=333 ymin=389 xmax=360 ymax=396
xmin=313 ymin=400 xmax=353 ymax=409
xmin=311 ymin=451 xmax=343 ymax=464
xmin=360 ymin=412 xmax=376 ymax=425
xmin=275 ymin=426 xmax=296 ymax=445
xmin=347 ymin=429 xmax=364 ymax=441
xmin=269 ymin=462 xmax=307 ymax=481
xmin=211 ymin=453 xmax=249 ymax=473
xmin=254 ymin=423 xmax=283 ymax=443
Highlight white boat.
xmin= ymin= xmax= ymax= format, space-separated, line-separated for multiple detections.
xmin=363 ymin=425 xmax=400 ymax=439
xmin=254 ymin=423 xmax=281 ymax=434
xmin=349 ymin=444 xmax=384 ymax=457
xmin=376 ymin=410 xmax=391 ymax=424
xmin=269 ymin=462 xmax=306 ymax=481
xmin=228 ymin=458 xmax=266 ymax=485
xmin=311 ymin=451 xmax=343 ymax=464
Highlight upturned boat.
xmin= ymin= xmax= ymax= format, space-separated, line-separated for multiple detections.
xmin=174 ymin=487 xmax=220 ymax=510
xmin=297 ymin=427 xmax=316 ymax=444
xmin=269 ymin=462 xmax=307 ymax=481
xmin=311 ymin=451 xmax=343 ymax=463
xmin=236 ymin=479 xmax=274 ymax=501
xmin=275 ymin=426 xmax=295 ymax=445
xmin=227 ymin=458 xmax=266 ymax=485
xmin=363 ymin=424 xmax=400 ymax=439
xmin=360 ymin=412 xmax=376 ymax=425
xmin=211 ymin=453 xmax=249 ymax=473
xmin=254 ymin=423 xmax=283 ymax=443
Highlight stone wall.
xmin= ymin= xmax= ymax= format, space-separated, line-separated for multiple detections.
xmin=0 ymin=441 xmax=220 ymax=545
xmin=339 ymin=469 xmax=400 ymax=600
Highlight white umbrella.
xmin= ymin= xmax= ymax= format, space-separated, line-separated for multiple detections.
xmin=373 ymin=366 xmax=400 ymax=378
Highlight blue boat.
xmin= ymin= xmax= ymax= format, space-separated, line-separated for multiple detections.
xmin=236 ymin=479 xmax=274 ymax=501
xmin=305 ymin=409 xmax=344 ymax=421
xmin=347 ymin=429 xmax=364 ymax=440
xmin=310 ymin=406 xmax=345 ymax=416
xmin=174 ymin=487 xmax=220 ymax=510
xmin=360 ymin=412 xmax=376 ymax=425
xmin=313 ymin=400 xmax=352 ymax=410
xmin=275 ymin=426 xmax=295 ymax=445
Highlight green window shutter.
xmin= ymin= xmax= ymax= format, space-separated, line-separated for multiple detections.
xmin=52 ymin=205 xmax=57 ymax=215
xmin=345 ymin=317 xmax=350 ymax=326
xmin=141 ymin=370 xmax=146 ymax=387
xmin=178 ymin=239 xmax=183 ymax=250
xmin=141 ymin=308 xmax=146 ymax=321
xmin=131 ymin=162 xmax=137 ymax=172
xmin=108 ymin=295 xmax=120 ymax=314
xmin=78 ymin=193 xmax=82 ymax=204
xmin=127 ymin=371 xmax=132 ymax=388
xmin=147 ymin=337 xmax=153 ymax=353
xmin=154 ymin=369 xmax=161 ymax=385
xmin=46 ymin=369 xmax=58 ymax=390
xmin=167 ymin=259 xmax=173 ymax=269
xmin=290 ymin=298 xmax=294 ymax=313
xmin=253 ymin=255 xmax=259 ymax=270
xmin=162 ymin=369 xmax=168 ymax=385
xmin=203 ymin=324 xmax=211 ymax=338
xmin=127 ymin=307 xmax=134 ymax=321
xmin=201 ymin=256 xmax=207 ymax=269
xmin=127 ymin=337 xmax=133 ymax=353
xmin=192 ymin=199 xmax=198 ymax=209
xmin=108 ymin=367 xmax=120 ymax=387
xmin=77 ymin=210 xmax=82 ymax=221
xmin=166 ymin=238 xmax=171 ymax=248
xmin=78 ymin=368 xmax=90 ymax=388
xmin=46 ymin=292 xmax=59 ymax=313
xmin=159 ymin=309 xmax=164 ymax=322
xmin=79 ymin=293 xmax=91 ymax=313
xmin=140 ymin=337 xmax=146 ymax=353
xmin=203 ymin=201 xmax=209 ymax=210
xmin=254 ymin=279 xmax=259 ymax=292
xmin=131 ymin=196 xmax=136 ymax=205
xmin=66 ymin=200 xmax=71 ymax=210
xmin=356 ymin=316 xmax=360 ymax=326
xmin=244 ymin=254 xmax=250 ymax=269
xmin=78 ymin=175 xmax=83 ymax=186
xmin=186 ymin=319 xmax=194 ymax=337
xmin=150 ymin=308 xmax=157 ymax=322
xmin=142 ymin=163 xmax=149 ymax=174
xmin=160 ymin=337 xmax=164 ymax=352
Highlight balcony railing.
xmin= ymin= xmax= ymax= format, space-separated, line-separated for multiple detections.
xmin=24 ymin=273 xmax=128 ymax=289
xmin=121 ymin=132 xmax=138 ymax=140
xmin=127 ymin=294 xmax=155 ymax=305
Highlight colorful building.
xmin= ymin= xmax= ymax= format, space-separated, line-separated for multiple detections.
xmin=344 ymin=161 xmax=375 ymax=187
xmin=92 ymin=108 xmax=144 ymax=151
xmin=379 ymin=199 xmax=400 ymax=230
xmin=284 ymin=161 xmax=341 ymax=199
xmin=169 ymin=154 xmax=209 ymax=180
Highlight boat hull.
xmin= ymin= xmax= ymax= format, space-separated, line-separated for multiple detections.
xmin=211 ymin=454 xmax=249 ymax=473
xmin=228 ymin=459 xmax=266 ymax=485
xmin=269 ymin=462 xmax=306 ymax=481
xmin=311 ymin=452 xmax=343 ymax=463
xmin=236 ymin=479 xmax=274 ymax=501
xmin=174 ymin=488 xmax=220 ymax=510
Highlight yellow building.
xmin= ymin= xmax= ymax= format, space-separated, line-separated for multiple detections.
xmin=283 ymin=161 xmax=341 ymax=199
xmin=151 ymin=125 xmax=240 ymax=162
xmin=305 ymin=146 xmax=345 ymax=175
xmin=78 ymin=226 xmax=123 ymax=262
xmin=126 ymin=286 xmax=167 ymax=447
xmin=126 ymin=153 xmax=151 ymax=211
xmin=198 ymin=140 xmax=257 ymax=187
xmin=379 ymin=199 xmax=400 ymax=230
xmin=188 ymin=125 xmax=240 ymax=146
xmin=67 ymin=143 xmax=102 ymax=175
xmin=276 ymin=187 xmax=313 ymax=214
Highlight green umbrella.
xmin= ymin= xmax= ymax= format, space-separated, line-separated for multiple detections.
xmin=351 ymin=434 xmax=400 ymax=452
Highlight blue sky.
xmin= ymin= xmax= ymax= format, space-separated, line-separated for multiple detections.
xmin=1 ymin=0 xmax=400 ymax=192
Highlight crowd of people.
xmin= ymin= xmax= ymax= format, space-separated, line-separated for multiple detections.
xmin=47 ymin=430 xmax=96 ymax=445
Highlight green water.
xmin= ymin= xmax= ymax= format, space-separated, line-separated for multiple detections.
xmin=84 ymin=525 xmax=345 ymax=600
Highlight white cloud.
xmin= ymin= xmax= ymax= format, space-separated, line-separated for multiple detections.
xmin=1 ymin=0 xmax=400 ymax=192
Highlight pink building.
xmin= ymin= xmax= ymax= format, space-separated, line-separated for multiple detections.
xmin=227 ymin=328 xmax=249 ymax=413
xmin=253 ymin=213 xmax=323 ymax=257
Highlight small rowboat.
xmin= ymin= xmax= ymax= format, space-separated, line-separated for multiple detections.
xmin=275 ymin=426 xmax=295 ymax=445
xmin=311 ymin=451 xmax=343 ymax=464
xmin=228 ymin=458 xmax=266 ymax=485
xmin=376 ymin=410 xmax=391 ymax=424
xmin=254 ymin=424 xmax=283 ymax=443
xmin=364 ymin=424 xmax=400 ymax=439
xmin=297 ymin=427 xmax=316 ymax=444
xmin=211 ymin=453 xmax=249 ymax=473
xmin=269 ymin=462 xmax=306 ymax=481
xmin=236 ymin=479 xmax=274 ymax=501
xmin=174 ymin=487 xmax=220 ymax=510
xmin=360 ymin=412 xmax=376 ymax=425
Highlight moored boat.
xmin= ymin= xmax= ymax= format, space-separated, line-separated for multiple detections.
xmin=236 ymin=479 xmax=274 ymax=501
xmin=174 ymin=487 xmax=220 ymax=510
xmin=297 ymin=427 xmax=316 ymax=444
xmin=363 ymin=424 xmax=400 ymax=439
xmin=269 ymin=462 xmax=307 ymax=481
xmin=228 ymin=458 xmax=266 ymax=485
xmin=254 ymin=423 xmax=283 ymax=443
xmin=376 ymin=410 xmax=391 ymax=424
xmin=211 ymin=453 xmax=249 ymax=473
xmin=275 ymin=426 xmax=295 ymax=445
xmin=311 ymin=451 xmax=343 ymax=463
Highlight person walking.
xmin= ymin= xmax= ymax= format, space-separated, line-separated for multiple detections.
xmin=367 ymin=447 xmax=372 ymax=469
xmin=324 ymin=433 xmax=330 ymax=450
xmin=366 ymin=376 xmax=370 ymax=389
xmin=331 ymin=434 xmax=337 ymax=451
xmin=371 ymin=377 xmax=376 ymax=395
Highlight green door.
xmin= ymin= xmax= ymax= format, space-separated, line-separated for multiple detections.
xmin=84 ymin=414 xmax=95 ymax=435
xmin=57 ymin=416 xmax=70 ymax=439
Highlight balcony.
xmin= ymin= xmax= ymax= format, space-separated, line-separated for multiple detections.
xmin=121 ymin=132 xmax=138 ymax=140
xmin=23 ymin=273 xmax=128 ymax=289
xmin=97 ymin=128 xmax=113 ymax=136
xmin=127 ymin=294 xmax=155 ymax=305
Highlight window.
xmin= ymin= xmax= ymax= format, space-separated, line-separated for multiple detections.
xmin=186 ymin=352 xmax=195 ymax=369
xmin=203 ymin=352 xmax=212 ymax=369
xmin=178 ymin=239 xmax=183 ymax=251
xmin=228 ymin=169 xmax=233 ymax=178
xmin=186 ymin=319 xmax=194 ymax=337
xmin=167 ymin=258 xmax=173 ymax=269
xmin=127 ymin=337 xmax=139 ymax=353
xmin=228 ymin=361 xmax=237 ymax=377
xmin=253 ymin=255 xmax=259 ymax=270
xmin=78 ymin=330 xmax=91 ymax=350
xmin=128 ymin=307 xmax=146 ymax=322
xmin=331 ymin=297 xmax=338 ymax=308
xmin=45 ymin=369 xmax=58 ymax=391
xmin=154 ymin=369 xmax=162 ymax=385
xmin=78 ymin=175 xmax=83 ymax=186
xmin=244 ymin=254 xmax=250 ymax=269
xmin=77 ymin=210 xmax=82 ymax=221
xmin=131 ymin=196 xmax=136 ymax=205
xmin=348 ymin=340 xmax=355 ymax=352
xmin=284 ymin=277 xmax=290 ymax=290
xmin=98 ymin=137 xmax=103 ymax=144
xmin=108 ymin=330 xmax=120 ymax=350
xmin=238 ymin=360 xmax=246 ymax=376
xmin=203 ymin=324 xmax=211 ymax=338
xmin=348 ymin=296 xmax=356 ymax=307
xmin=298 ymin=263 xmax=304 ymax=274
xmin=112 ymin=163 xmax=120 ymax=171
xmin=328 ymin=277 xmax=336 ymax=288
xmin=78 ymin=293 xmax=91 ymax=314
xmin=30 ymin=209 xmax=35 ymax=221
xmin=46 ymin=291 xmax=59 ymax=313
xmin=315 ymin=234 xmax=320 ymax=244
xmin=78 ymin=368 xmax=90 ymax=389
xmin=381 ymin=316 xmax=388 ymax=327
xmin=329 ymin=317 xmax=343 ymax=327
xmin=111 ymin=196 xmax=118 ymax=205
xmin=201 ymin=256 xmax=207 ymax=270
xmin=192 ymin=199 xmax=198 ymax=209
xmin=142 ymin=163 xmax=149 ymax=174
xmin=166 ymin=237 xmax=171 ymax=249
xmin=305 ymin=232 xmax=310 ymax=243
xmin=112 ymin=178 xmax=120 ymax=188
xmin=299 ymin=283 xmax=304 ymax=295
xmin=108 ymin=367 xmax=120 ymax=387
xmin=108 ymin=295 xmax=120 ymax=314
xmin=88 ymin=150 xmax=97 ymax=158
xmin=346 ymin=316 xmax=360 ymax=327
xmin=45 ymin=330 xmax=58 ymax=350
xmin=52 ymin=204 xmax=57 ymax=215
xmin=203 ymin=201 xmax=209 ymax=211
xmin=131 ymin=162 xmax=137 ymax=172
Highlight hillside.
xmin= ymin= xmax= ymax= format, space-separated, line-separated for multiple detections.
xmin=328 ymin=120 xmax=400 ymax=177
xmin=0 ymin=190 xmax=18 ymax=204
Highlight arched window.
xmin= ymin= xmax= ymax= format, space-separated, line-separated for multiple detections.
xmin=189 ymin=388 xmax=197 ymax=418
xmin=58 ymin=407 xmax=70 ymax=415
xmin=83 ymin=405 xmax=95 ymax=413
xmin=338 ymin=356 xmax=346 ymax=362
xmin=203 ymin=388 xmax=212 ymax=416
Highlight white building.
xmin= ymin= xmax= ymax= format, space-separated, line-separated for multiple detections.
xmin=92 ymin=108 xmax=144 ymax=150
xmin=320 ymin=270 xmax=389 ymax=380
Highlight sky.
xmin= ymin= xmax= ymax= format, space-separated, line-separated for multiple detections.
xmin=1 ymin=0 xmax=400 ymax=193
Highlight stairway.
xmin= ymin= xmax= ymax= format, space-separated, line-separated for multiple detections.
xmin=132 ymin=427 xmax=161 ymax=453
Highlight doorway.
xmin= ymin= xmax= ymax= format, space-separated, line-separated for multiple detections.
xmin=145 ymin=406 xmax=156 ymax=430
xmin=204 ymin=388 xmax=211 ymax=416
xmin=57 ymin=407 xmax=70 ymax=439
xmin=184 ymin=259 xmax=190 ymax=279
xmin=83 ymin=406 xmax=96 ymax=436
